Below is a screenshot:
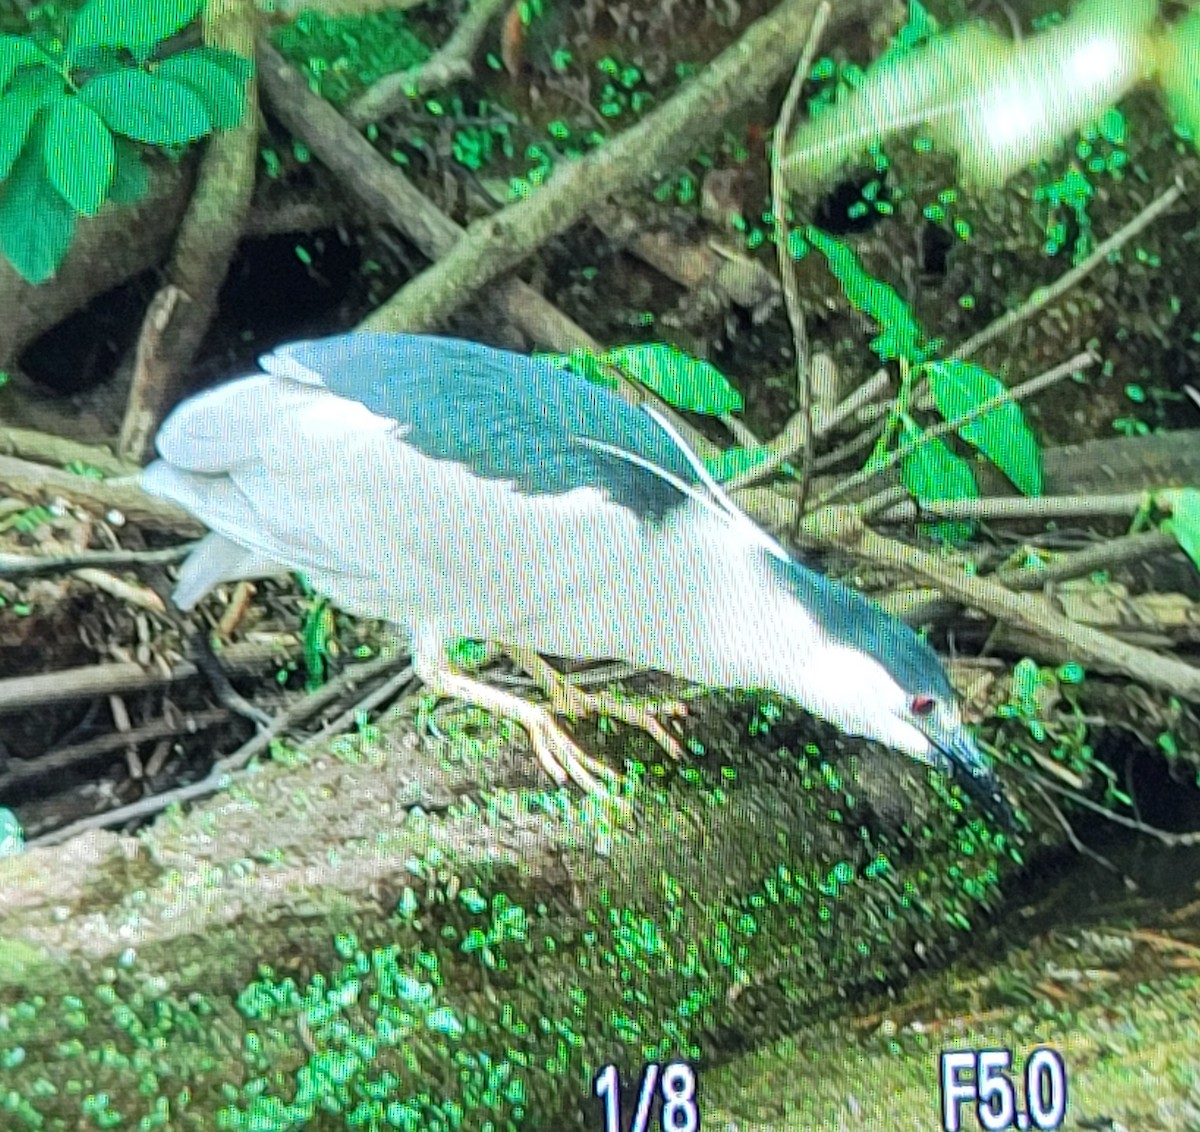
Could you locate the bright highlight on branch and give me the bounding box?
[783,0,1200,191]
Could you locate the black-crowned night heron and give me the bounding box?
[141,332,1009,818]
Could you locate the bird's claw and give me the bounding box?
[524,709,622,797]
[549,683,688,761]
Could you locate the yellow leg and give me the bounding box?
[411,635,617,794]
[506,647,687,760]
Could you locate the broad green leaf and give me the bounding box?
[706,445,773,483]
[81,71,211,147]
[0,35,43,95]
[805,226,927,362]
[603,342,743,415]
[44,96,114,215]
[0,128,76,282]
[1162,487,1200,574]
[108,139,149,205]
[156,49,248,131]
[924,358,1042,495]
[68,0,203,57]
[0,93,41,183]
[898,414,978,502]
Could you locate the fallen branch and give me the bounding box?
[253,40,738,463]
[0,544,195,580]
[805,506,1200,700]
[0,707,230,792]
[993,531,1179,591]
[116,0,259,463]
[345,0,510,125]
[0,639,299,717]
[365,0,844,332]
[770,1,831,516]
[0,453,199,532]
[878,491,1168,524]
[0,425,138,477]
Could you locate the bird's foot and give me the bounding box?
[411,651,622,797]
[506,647,686,760]
[547,681,687,762]
[517,703,622,796]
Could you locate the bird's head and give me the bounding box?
[762,556,1013,824]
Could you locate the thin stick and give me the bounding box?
[0,544,195,579]
[769,0,831,524]
[804,505,1200,700]
[993,530,1179,591]
[345,0,510,125]
[723,369,889,492]
[877,490,1160,524]
[816,349,1095,506]
[951,180,1186,360]
[0,708,229,790]
[24,654,414,847]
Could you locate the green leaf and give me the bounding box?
[805,226,927,362]
[0,126,76,283]
[69,0,203,57]
[1163,487,1200,574]
[44,96,115,215]
[155,49,248,131]
[898,414,978,502]
[536,347,618,389]
[706,445,773,482]
[602,342,743,415]
[80,71,211,147]
[0,94,41,183]
[108,139,149,205]
[0,35,43,95]
[924,358,1042,495]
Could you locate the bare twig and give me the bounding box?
[218,651,413,773]
[346,0,510,125]
[993,530,1180,591]
[816,349,1095,507]
[1033,776,1200,846]
[877,490,1162,525]
[116,0,259,464]
[0,640,300,717]
[950,180,1186,360]
[24,654,430,845]
[724,370,890,492]
[0,544,194,579]
[0,708,229,790]
[804,506,1200,700]
[365,0,839,332]
[307,663,419,746]
[770,1,830,522]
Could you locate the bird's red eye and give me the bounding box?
[911,695,935,717]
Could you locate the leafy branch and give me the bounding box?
[0,0,251,283]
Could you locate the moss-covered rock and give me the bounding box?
[0,694,1018,1129]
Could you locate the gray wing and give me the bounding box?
[265,333,703,520]
[141,333,708,614]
